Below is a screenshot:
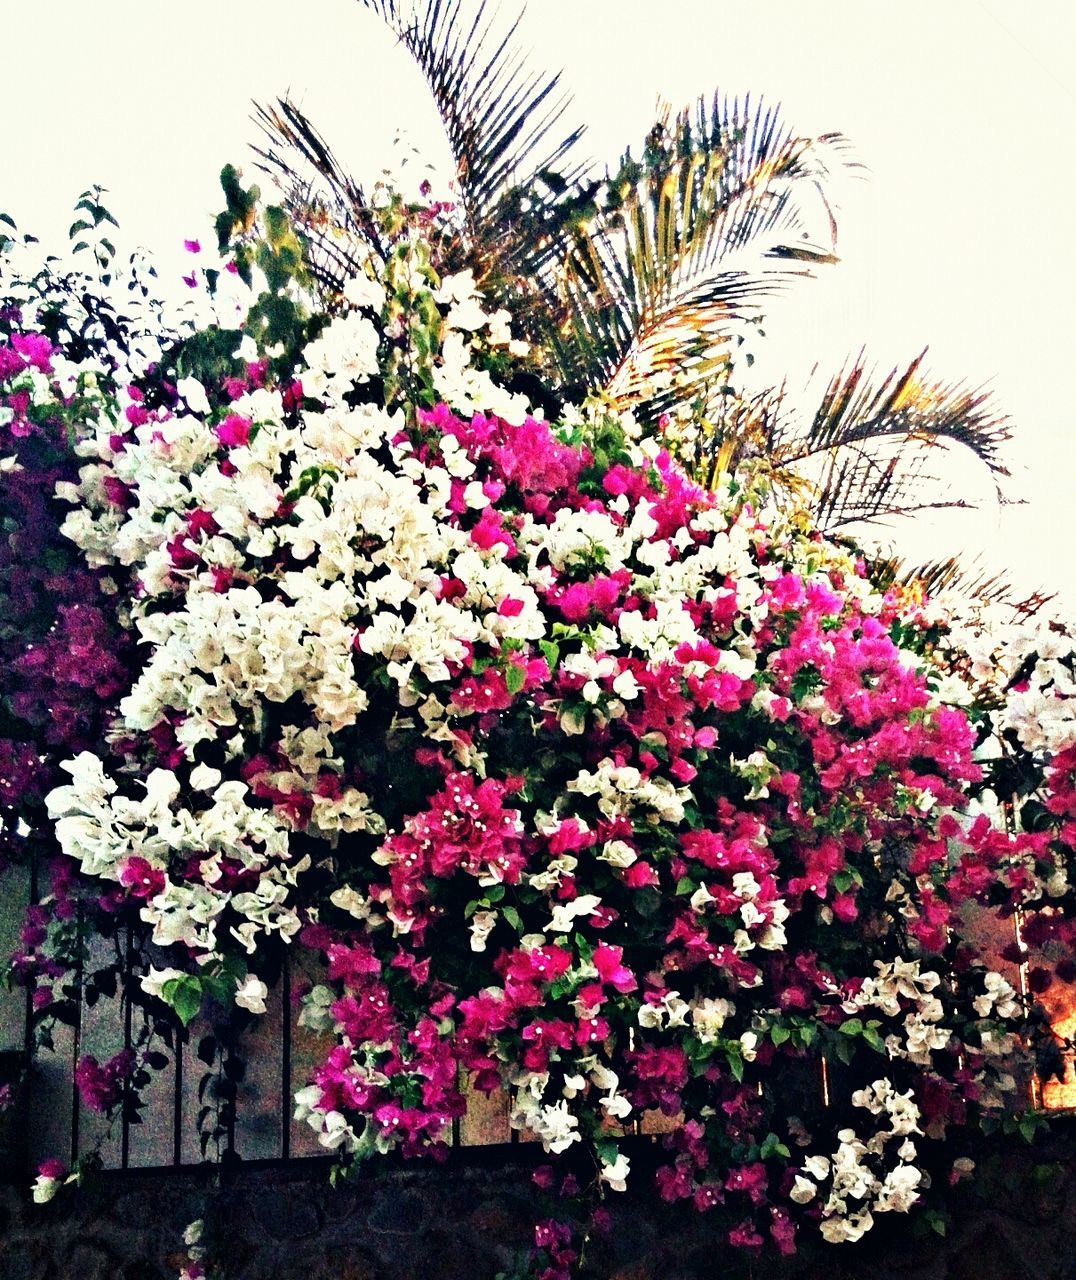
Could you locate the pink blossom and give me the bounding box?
[214,413,251,448]
[592,942,637,993]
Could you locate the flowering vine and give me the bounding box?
[2,176,1072,1276]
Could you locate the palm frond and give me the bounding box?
[251,10,852,421]
[548,95,852,416]
[868,553,1055,618]
[802,350,1009,468]
[759,351,1012,528]
[247,2,1008,559]
[359,0,588,216]
[254,2,597,340]
[252,98,388,299]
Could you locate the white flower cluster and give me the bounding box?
[567,759,689,824]
[44,255,546,960]
[431,269,532,420]
[928,607,1073,903]
[510,1056,633,1186]
[690,871,790,955]
[293,1049,398,1157]
[45,753,299,954]
[295,1085,363,1155]
[843,957,952,1066]
[941,608,1076,756]
[995,626,1076,756]
[971,969,1020,1019]
[791,1077,924,1242]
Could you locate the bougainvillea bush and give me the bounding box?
[2,179,1073,1277]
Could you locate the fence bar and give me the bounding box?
[121,921,133,1169]
[281,954,292,1160]
[23,852,38,1062]
[69,903,83,1166]
[172,1026,183,1167]
[225,1045,236,1159]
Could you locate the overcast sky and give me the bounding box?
[4,0,1074,608]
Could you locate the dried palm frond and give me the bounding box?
[868,553,1055,618]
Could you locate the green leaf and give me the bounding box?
[504,663,525,695]
[924,1210,947,1237]
[771,1024,791,1047]
[546,976,574,1001]
[595,1138,620,1166]
[632,888,661,918]
[161,976,203,1027]
[539,640,560,672]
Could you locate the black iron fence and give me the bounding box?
[0,860,562,1174]
[2,860,1072,1179]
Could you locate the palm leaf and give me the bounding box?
[547,95,852,416]
[868,553,1055,618]
[252,8,851,419]
[252,98,389,300]
[254,2,596,342]
[359,0,587,214]
[757,350,1012,528]
[249,3,1006,548]
[356,0,596,304]
[355,0,616,377]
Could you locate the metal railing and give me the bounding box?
[3,861,1072,1178]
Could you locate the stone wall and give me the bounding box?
[1,1122,1073,1280]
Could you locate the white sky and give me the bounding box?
[4,0,1074,609]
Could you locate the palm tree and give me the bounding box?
[251,0,1012,559]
